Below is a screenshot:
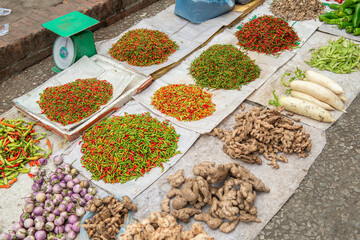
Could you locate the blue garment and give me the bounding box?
[174,0,236,24]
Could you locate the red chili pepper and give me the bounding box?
[28,173,34,178]
[9,177,17,185]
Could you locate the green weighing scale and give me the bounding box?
[42,11,99,73]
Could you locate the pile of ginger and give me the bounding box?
[118,211,214,240]
[209,106,312,169]
[83,195,137,240]
[161,161,270,233]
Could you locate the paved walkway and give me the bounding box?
[0,0,359,239]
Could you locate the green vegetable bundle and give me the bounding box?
[320,0,360,35]
[306,37,360,74]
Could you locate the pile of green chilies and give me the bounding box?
[189,44,261,90]
[109,28,179,67]
[306,37,360,74]
[38,78,113,126]
[80,113,180,184]
[0,118,50,188]
[151,84,216,121]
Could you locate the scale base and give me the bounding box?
[51,66,62,73]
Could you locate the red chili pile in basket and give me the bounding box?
[37,78,113,126]
[109,28,179,67]
[235,15,300,55]
[151,84,216,121]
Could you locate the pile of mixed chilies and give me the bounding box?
[80,113,180,184]
[151,84,216,121]
[38,78,113,126]
[0,118,50,189]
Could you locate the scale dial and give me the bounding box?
[53,36,76,70]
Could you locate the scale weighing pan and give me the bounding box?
[43,11,99,72]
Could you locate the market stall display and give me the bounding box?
[61,101,200,199]
[1,0,360,239]
[13,56,150,140]
[248,31,360,130]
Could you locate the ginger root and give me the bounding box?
[162,162,269,233]
[167,169,186,188]
[194,213,223,229]
[209,106,312,168]
[118,212,214,240]
[83,195,137,240]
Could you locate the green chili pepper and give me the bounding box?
[353,27,360,35]
[344,8,354,15]
[346,25,354,33]
[352,4,360,28]
[341,0,360,9]
[329,3,342,10]
[337,21,353,29]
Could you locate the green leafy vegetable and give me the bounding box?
[269,90,281,107]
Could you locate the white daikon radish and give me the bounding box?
[305,70,344,94]
[290,80,346,112]
[291,90,334,111]
[279,96,335,122]
[338,93,347,102]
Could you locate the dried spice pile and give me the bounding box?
[270,0,325,21]
[81,113,180,184]
[235,15,300,55]
[38,78,113,126]
[189,44,260,90]
[109,28,179,66]
[151,84,216,121]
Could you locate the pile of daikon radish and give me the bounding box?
[279,70,346,122]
